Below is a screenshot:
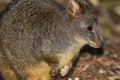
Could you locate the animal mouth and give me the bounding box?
[87,34,104,48]
[87,41,102,48]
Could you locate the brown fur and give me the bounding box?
[25,61,52,80]
[0,0,103,80]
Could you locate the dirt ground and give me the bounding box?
[0,0,120,80]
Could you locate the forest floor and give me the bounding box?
[0,0,120,80]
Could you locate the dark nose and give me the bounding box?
[97,41,104,48]
[99,41,104,47]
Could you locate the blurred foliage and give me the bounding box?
[102,0,120,8]
[105,28,112,35]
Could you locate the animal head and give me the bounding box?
[66,0,103,48]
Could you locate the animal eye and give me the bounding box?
[87,26,93,31]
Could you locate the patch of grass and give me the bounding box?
[101,0,120,10]
[105,28,112,35]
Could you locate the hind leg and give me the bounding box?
[0,59,17,80]
[1,68,17,80]
[25,61,53,80]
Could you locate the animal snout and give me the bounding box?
[97,40,104,48]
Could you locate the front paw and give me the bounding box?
[50,68,59,77]
[60,63,72,77]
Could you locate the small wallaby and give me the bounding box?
[0,0,103,80]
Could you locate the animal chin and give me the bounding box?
[87,41,100,48]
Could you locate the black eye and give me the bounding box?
[87,26,93,31]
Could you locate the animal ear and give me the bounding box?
[68,0,80,17]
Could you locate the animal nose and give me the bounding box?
[97,40,104,48]
[99,41,104,47]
